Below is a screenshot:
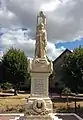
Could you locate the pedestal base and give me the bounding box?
[24,96,53,120]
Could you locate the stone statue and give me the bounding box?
[35,11,47,59]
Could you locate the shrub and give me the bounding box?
[0,82,13,90]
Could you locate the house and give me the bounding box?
[49,49,72,92]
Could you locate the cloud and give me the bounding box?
[0,28,65,60]
[7,0,83,41]
[47,42,65,60]
[1,0,83,41]
[0,9,20,28]
[40,0,61,12]
[0,28,34,56]
[0,0,83,59]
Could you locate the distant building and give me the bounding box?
[49,49,72,92]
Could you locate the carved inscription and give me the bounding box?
[34,79,44,95]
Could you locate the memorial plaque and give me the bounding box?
[34,79,44,95]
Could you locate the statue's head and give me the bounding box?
[40,11,44,15]
[39,11,46,18]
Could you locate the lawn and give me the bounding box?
[0,94,27,113]
[0,93,83,114]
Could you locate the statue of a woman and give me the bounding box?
[35,11,47,59]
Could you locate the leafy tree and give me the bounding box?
[2,48,28,95]
[62,47,83,93]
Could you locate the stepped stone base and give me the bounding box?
[0,113,82,120]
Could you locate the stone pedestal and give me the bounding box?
[24,97,53,120]
[24,58,53,120]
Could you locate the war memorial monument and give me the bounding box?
[24,11,60,120]
[0,11,82,120]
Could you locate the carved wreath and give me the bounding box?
[32,99,46,113]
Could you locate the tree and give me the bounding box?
[2,48,28,95]
[62,47,83,93]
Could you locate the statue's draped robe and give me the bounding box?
[35,11,47,59]
[35,26,47,58]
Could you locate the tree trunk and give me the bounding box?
[14,87,17,96]
[75,99,77,113]
[67,95,69,108]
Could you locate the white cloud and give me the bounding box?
[3,0,83,41]
[0,0,83,60]
[41,0,61,12]
[0,28,65,60]
[47,42,65,60]
[0,0,82,40]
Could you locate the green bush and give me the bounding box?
[0,82,13,90]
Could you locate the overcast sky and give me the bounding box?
[0,0,83,60]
